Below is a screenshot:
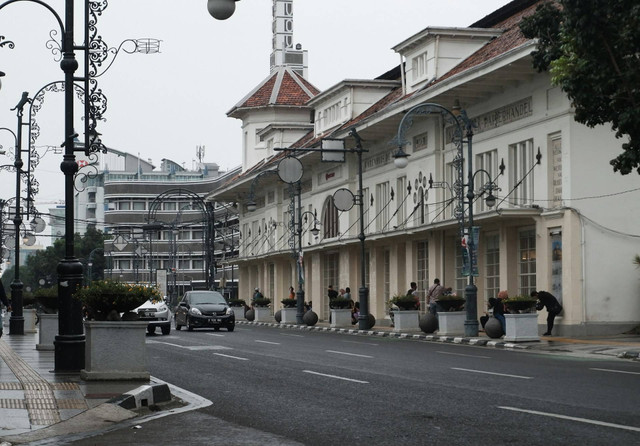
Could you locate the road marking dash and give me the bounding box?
[451,367,532,379]
[213,353,249,361]
[437,351,491,359]
[590,368,640,376]
[205,333,226,337]
[326,350,373,358]
[303,370,368,384]
[499,406,640,432]
[255,340,281,345]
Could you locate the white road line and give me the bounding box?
[147,341,186,348]
[499,406,640,433]
[205,333,226,337]
[590,368,640,376]
[280,333,305,337]
[326,350,374,358]
[146,341,230,351]
[451,367,532,379]
[255,340,281,345]
[341,340,379,346]
[213,353,249,361]
[303,370,369,384]
[437,351,491,359]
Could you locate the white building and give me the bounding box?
[208,0,640,336]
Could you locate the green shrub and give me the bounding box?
[74,280,162,317]
[329,297,353,309]
[281,298,297,308]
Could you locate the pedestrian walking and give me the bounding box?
[426,278,444,315]
[327,285,338,300]
[531,290,563,336]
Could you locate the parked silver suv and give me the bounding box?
[134,297,171,335]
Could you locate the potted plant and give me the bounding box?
[436,294,465,312]
[389,294,420,332]
[503,295,538,314]
[502,294,540,342]
[329,297,353,328]
[252,297,272,322]
[280,298,298,324]
[75,280,161,381]
[34,287,59,351]
[228,298,247,319]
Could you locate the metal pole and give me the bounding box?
[9,92,28,335]
[356,146,370,330]
[464,122,478,337]
[55,0,85,372]
[295,181,305,324]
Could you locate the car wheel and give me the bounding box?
[227,324,235,332]
[161,325,171,335]
[175,318,182,331]
[147,325,156,335]
[187,317,194,331]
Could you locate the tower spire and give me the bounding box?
[270,0,308,78]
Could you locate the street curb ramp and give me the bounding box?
[109,383,172,410]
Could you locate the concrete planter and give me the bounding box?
[330,308,352,328]
[504,313,540,342]
[36,313,58,351]
[81,320,150,381]
[281,308,298,324]
[254,307,272,322]
[392,310,420,332]
[437,311,466,335]
[23,308,38,333]
[230,306,245,319]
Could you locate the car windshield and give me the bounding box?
[187,291,226,305]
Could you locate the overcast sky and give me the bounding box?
[0,0,511,220]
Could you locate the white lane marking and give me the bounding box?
[255,340,281,345]
[499,406,640,433]
[205,333,226,337]
[590,368,640,376]
[437,351,491,359]
[303,370,369,384]
[214,353,249,361]
[280,333,305,338]
[147,341,230,351]
[342,340,379,346]
[451,367,532,379]
[326,350,373,359]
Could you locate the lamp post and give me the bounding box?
[394,101,510,337]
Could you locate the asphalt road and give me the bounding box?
[68,324,640,445]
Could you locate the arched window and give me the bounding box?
[322,196,339,238]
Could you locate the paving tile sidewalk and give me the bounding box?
[0,332,145,440]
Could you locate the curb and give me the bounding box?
[236,320,533,350]
[110,383,172,410]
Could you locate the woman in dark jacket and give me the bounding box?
[531,290,563,336]
[0,281,10,337]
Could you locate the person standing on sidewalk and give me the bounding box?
[0,281,10,337]
[426,279,444,315]
[531,290,563,336]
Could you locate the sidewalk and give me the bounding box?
[0,319,638,445]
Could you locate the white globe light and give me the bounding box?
[207,0,237,20]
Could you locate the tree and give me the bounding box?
[0,228,106,294]
[520,0,640,175]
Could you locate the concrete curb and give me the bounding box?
[110,383,172,410]
[236,320,534,350]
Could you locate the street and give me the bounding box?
[68,324,640,445]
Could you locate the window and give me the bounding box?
[88,192,96,203]
[455,246,466,296]
[323,252,340,314]
[509,139,535,206]
[362,187,370,235]
[445,162,458,220]
[412,51,428,81]
[269,263,275,301]
[417,241,429,311]
[192,259,204,270]
[518,228,536,295]
[323,102,342,127]
[475,150,499,213]
[396,177,406,228]
[375,182,389,232]
[322,196,339,238]
[163,202,176,211]
[118,201,130,211]
[484,234,500,299]
[132,201,145,211]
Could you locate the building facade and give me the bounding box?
[209,0,640,336]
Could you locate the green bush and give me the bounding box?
[228,298,246,307]
[281,298,297,308]
[252,297,271,308]
[329,297,353,309]
[74,280,162,318]
[34,287,59,313]
[390,294,419,310]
